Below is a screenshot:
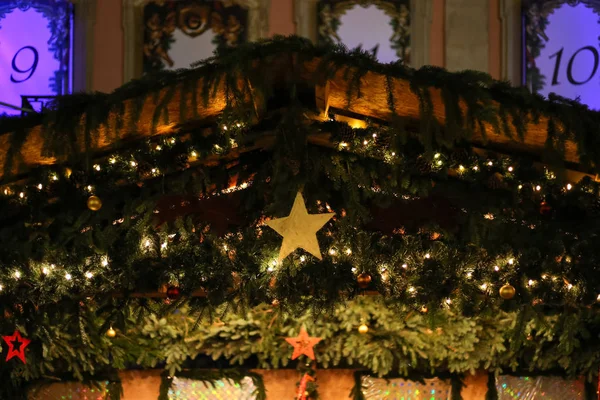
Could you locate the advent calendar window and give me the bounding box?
[0,0,73,116]
[523,0,600,109]
[317,0,410,64]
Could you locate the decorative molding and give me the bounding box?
[72,0,97,92]
[295,0,319,42]
[294,0,432,69]
[500,0,522,85]
[410,0,433,69]
[122,0,269,83]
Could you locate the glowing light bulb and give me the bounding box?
[37,183,43,190]
[161,242,168,250]
[391,152,396,156]
[466,271,473,278]
[487,161,493,166]
[458,165,465,172]
[144,239,151,248]
[436,160,443,166]
[363,140,368,146]
[566,183,572,190]
[535,185,541,191]
[300,256,306,262]
[329,248,337,255]
[445,298,452,305]
[65,273,72,280]
[0,285,3,291]
[508,166,514,172]
[518,185,523,190]
[345,248,352,255]
[14,271,21,279]
[42,266,50,275]
[340,142,348,148]
[130,161,137,167]
[408,286,416,293]
[401,263,408,269]
[109,158,116,164]
[508,258,514,265]
[94,164,101,171]
[480,283,488,290]
[434,153,440,159]
[567,283,573,290]
[19,192,24,199]
[528,279,535,286]
[473,166,479,171]
[170,138,176,145]
[424,253,431,259]
[191,150,198,157]
[223,125,228,131]
[152,168,157,174]
[52,174,59,181]
[85,271,93,279]
[372,133,377,138]
[101,257,109,267]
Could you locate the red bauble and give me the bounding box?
[540,201,552,216]
[166,286,181,299]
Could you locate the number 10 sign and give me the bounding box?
[0,1,73,115]
[525,1,600,110]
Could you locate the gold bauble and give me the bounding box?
[499,283,516,300]
[87,195,103,211]
[358,324,369,334]
[106,327,116,338]
[357,273,372,289]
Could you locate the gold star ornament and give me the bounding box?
[266,192,335,262]
[285,327,322,360]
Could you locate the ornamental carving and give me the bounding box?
[143,0,247,73]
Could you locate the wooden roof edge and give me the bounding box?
[1,36,599,180]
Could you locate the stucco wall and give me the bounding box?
[87,0,503,93]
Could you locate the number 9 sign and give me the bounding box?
[10,46,39,83]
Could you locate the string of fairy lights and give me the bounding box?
[0,119,599,312]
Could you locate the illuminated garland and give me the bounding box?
[1,118,600,311]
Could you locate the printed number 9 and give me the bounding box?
[10,46,39,83]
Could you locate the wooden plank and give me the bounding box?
[0,55,586,183]
[300,59,580,164]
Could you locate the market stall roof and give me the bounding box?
[1,36,599,182]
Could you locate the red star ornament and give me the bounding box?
[3,330,30,364]
[285,327,322,361]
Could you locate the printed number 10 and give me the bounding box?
[549,46,599,86]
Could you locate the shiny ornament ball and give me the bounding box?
[166,285,181,299]
[499,283,516,300]
[358,324,369,334]
[87,195,103,211]
[539,201,552,216]
[357,273,372,289]
[106,327,116,338]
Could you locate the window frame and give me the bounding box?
[122,0,270,83]
[294,0,433,68]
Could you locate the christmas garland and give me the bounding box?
[2,36,600,176]
[5,296,600,399]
